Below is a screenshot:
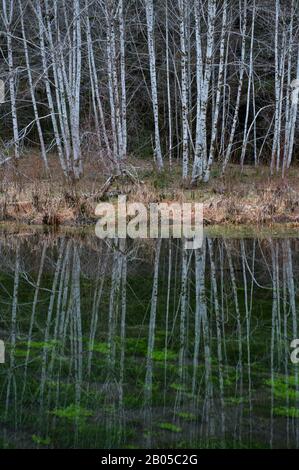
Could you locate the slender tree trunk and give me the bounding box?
[18,0,48,171]
[240,0,255,169]
[192,0,217,183]
[145,0,163,170]
[222,0,247,174]
[271,0,281,174]
[3,0,19,160]
[165,0,173,167]
[34,0,68,175]
[119,0,127,159]
[204,0,227,182]
[179,0,189,179]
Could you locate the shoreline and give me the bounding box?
[1,221,298,240]
[2,162,299,230]
[1,189,299,229]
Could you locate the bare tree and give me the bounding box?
[145,0,163,170]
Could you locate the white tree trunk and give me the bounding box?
[34,0,68,175]
[165,0,173,166]
[271,0,281,174]
[71,0,83,178]
[204,0,227,182]
[145,0,163,170]
[179,0,189,179]
[192,0,217,183]
[240,0,255,168]
[3,0,19,160]
[18,0,48,171]
[119,0,127,160]
[222,0,247,174]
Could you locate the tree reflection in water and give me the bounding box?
[0,233,298,449]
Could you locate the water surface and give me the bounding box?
[0,229,298,449]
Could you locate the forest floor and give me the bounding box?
[1,153,299,229]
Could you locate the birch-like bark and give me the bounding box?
[105,0,124,167]
[71,0,83,178]
[18,0,48,171]
[285,46,299,170]
[111,7,124,163]
[85,3,105,155]
[145,0,163,170]
[222,0,247,173]
[240,0,255,168]
[106,5,118,163]
[276,30,286,172]
[270,0,281,174]
[119,0,127,159]
[179,0,189,179]
[192,0,217,183]
[283,0,295,173]
[165,0,172,167]
[192,0,203,182]
[204,0,227,182]
[34,0,67,175]
[220,24,231,157]
[3,0,19,160]
[48,1,72,171]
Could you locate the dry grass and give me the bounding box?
[1,154,299,227]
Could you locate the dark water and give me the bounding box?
[0,231,298,449]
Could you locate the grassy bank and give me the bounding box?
[1,155,299,228]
